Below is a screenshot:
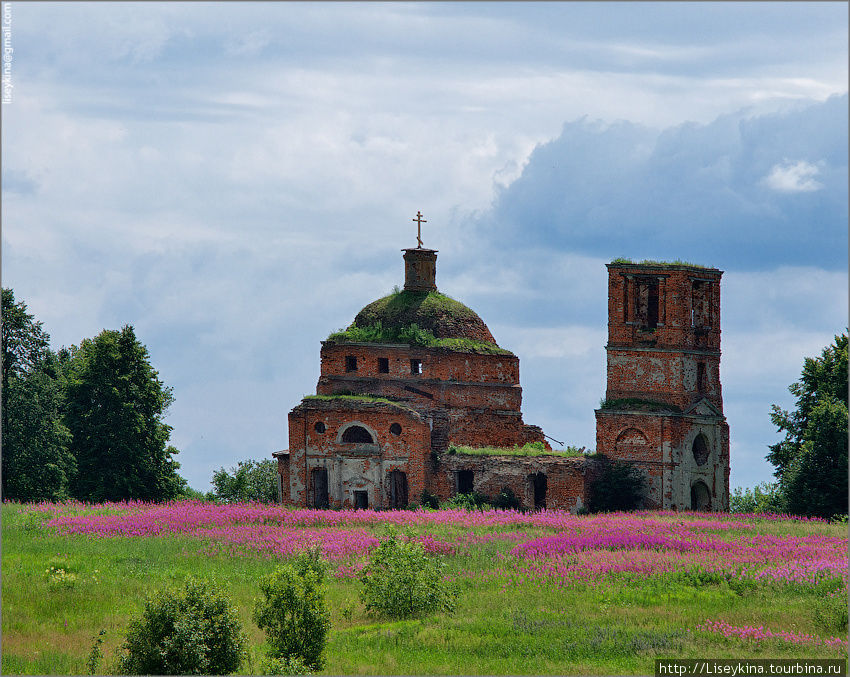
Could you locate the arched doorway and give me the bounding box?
[691,481,711,511]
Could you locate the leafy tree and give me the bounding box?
[587,455,646,513]
[768,333,848,518]
[1,289,75,501]
[729,482,782,514]
[211,458,278,503]
[359,527,457,619]
[116,577,247,675]
[63,325,183,502]
[253,551,331,670]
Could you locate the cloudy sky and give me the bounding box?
[3,2,847,493]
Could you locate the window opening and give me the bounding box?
[345,355,357,372]
[311,468,329,509]
[378,357,390,373]
[410,359,423,375]
[635,278,659,329]
[388,470,408,509]
[354,490,369,509]
[389,422,402,436]
[314,421,326,434]
[457,470,474,494]
[692,433,710,466]
[697,362,706,393]
[341,425,374,444]
[692,281,710,328]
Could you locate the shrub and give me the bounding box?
[253,551,331,670]
[441,491,490,511]
[116,577,246,675]
[360,527,457,619]
[259,655,313,675]
[587,455,646,512]
[420,490,440,510]
[211,458,279,503]
[491,486,521,510]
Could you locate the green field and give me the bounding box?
[2,502,846,675]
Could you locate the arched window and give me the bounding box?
[341,425,374,444]
[692,433,710,466]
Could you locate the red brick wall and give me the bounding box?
[286,399,431,509]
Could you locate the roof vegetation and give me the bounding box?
[327,322,512,355]
[302,394,417,413]
[448,441,589,458]
[610,257,712,269]
[598,397,682,413]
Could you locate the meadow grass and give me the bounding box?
[2,502,846,675]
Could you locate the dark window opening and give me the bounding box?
[532,472,547,510]
[692,281,710,328]
[345,355,357,372]
[388,470,408,509]
[691,481,711,511]
[354,490,369,509]
[410,359,423,375]
[636,278,659,329]
[314,421,326,434]
[389,422,402,436]
[378,357,390,373]
[311,468,329,509]
[697,362,707,393]
[692,433,710,466]
[341,425,374,444]
[457,470,474,494]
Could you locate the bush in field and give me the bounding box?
[491,486,521,510]
[259,655,313,676]
[441,491,490,511]
[116,577,246,675]
[360,527,457,619]
[253,552,331,670]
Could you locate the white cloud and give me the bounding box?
[763,160,823,192]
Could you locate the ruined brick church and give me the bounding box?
[275,227,729,512]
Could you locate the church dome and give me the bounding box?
[352,289,498,345]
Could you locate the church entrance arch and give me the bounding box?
[690,481,711,511]
[311,467,329,509]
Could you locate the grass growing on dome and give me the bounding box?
[326,322,513,355]
[448,441,588,458]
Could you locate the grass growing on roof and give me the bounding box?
[448,441,587,458]
[303,394,417,412]
[599,398,683,413]
[610,257,712,269]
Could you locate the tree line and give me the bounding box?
[2,288,187,502]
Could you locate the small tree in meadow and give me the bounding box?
[116,577,246,675]
[359,527,457,619]
[253,551,331,671]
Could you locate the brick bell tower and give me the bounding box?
[594,261,730,511]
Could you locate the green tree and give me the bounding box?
[64,325,182,502]
[768,333,848,518]
[253,552,331,670]
[586,455,646,513]
[1,289,75,501]
[211,458,279,503]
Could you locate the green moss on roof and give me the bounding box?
[598,397,682,413]
[302,394,417,413]
[610,257,712,269]
[326,288,511,355]
[448,442,587,458]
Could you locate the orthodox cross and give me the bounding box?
[412,211,427,248]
